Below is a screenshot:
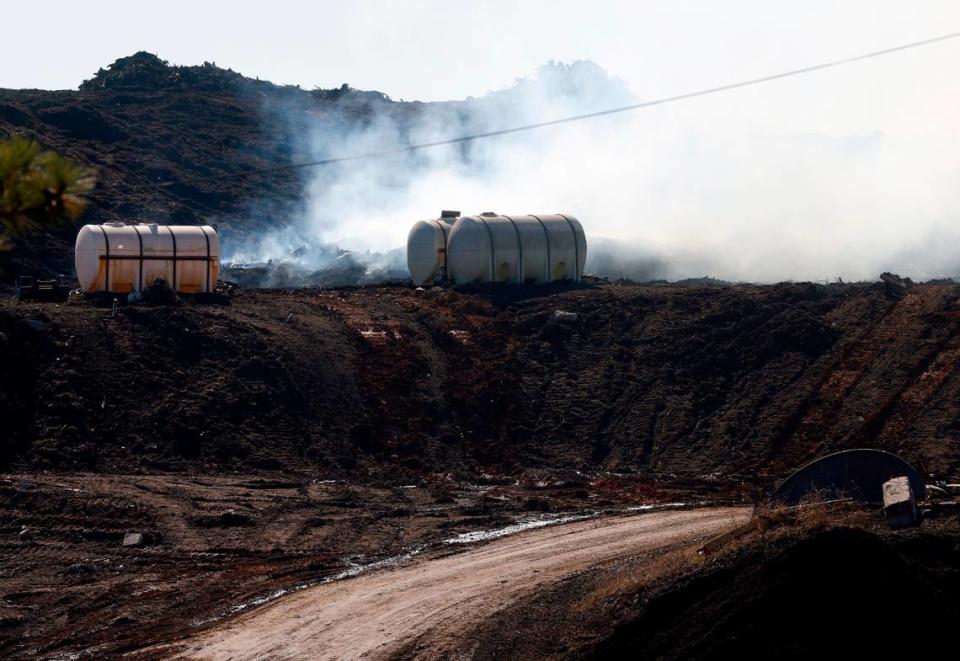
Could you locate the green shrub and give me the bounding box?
[0,135,96,251]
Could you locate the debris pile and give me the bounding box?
[133,278,180,305]
[222,246,407,289]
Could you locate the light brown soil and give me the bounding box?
[0,470,698,659]
[153,507,748,660]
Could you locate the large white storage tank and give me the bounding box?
[75,223,220,294]
[406,211,459,286]
[406,212,586,286]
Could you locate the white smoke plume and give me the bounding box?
[225,60,960,284]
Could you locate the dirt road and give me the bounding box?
[160,506,749,660]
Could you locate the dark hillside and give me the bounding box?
[4,281,960,485]
[0,53,633,281]
[1,54,629,281]
[0,52,415,275]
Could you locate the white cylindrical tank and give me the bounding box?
[407,212,586,285]
[407,215,456,286]
[75,223,220,294]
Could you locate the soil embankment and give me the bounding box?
[4,281,960,483]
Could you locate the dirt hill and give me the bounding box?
[0,53,628,281]
[4,280,960,486]
[0,52,418,276]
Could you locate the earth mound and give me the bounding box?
[4,281,960,485]
[596,527,960,658]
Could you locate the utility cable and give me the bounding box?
[130,31,960,189]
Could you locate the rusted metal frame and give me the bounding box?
[132,224,144,291]
[97,256,210,260]
[166,225,178,290]
[97,225,111,291]
[200,225,212,293]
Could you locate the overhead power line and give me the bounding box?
[135,31,960,189]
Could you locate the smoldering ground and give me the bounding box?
[222,59,960,286]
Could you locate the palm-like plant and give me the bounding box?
[0,135,96,253]
[29,149,97,220]
[0,136,41,216]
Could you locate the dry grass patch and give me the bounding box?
[578,542,704,612]
[579,497,876,613]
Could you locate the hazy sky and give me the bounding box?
[3,1,958,138]
[3,2,958,109]
[5,1,960,281]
